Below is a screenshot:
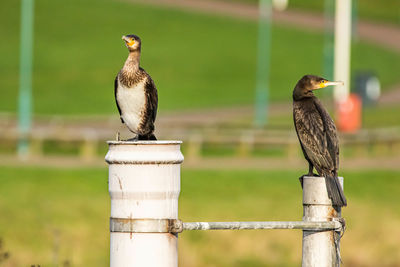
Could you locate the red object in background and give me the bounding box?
[336,93,362,133]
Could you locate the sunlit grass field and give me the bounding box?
[1,0,400,115]
[0,166,399,266]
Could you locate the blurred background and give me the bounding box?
[0,0,400,266]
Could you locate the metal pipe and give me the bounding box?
[105,141,184,267]
[182,221,340,231]
[107,218,340,233]
[302,176,344,267]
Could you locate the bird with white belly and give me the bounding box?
[114,34,158,140]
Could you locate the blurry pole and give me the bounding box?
[323,0,334,82]
[351,0,358,40]
[333,0,352,102]
[254,0,271,127]
[18,0,35,158]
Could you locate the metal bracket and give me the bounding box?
[110,218,183,233]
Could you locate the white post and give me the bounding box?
[105,141,184,267]
[302,176,343,267]
[333,0,352,102]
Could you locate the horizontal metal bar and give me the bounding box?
[110,218,341,233]
[182,221,341,232]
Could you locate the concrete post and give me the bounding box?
[302,176,343,267]
[105,141,184,267]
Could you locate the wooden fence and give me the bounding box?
[1,116,400,161]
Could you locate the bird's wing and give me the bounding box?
[294,103,335,173]
[314,98,339,171]
[114,75,124,123]
[145,77,158,123]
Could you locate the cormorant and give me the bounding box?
[293,75,347,207]
[114,34,158,140]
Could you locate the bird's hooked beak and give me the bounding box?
[122,35,135,46]
[317,80,344,89]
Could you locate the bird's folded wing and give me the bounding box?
[313,98,339,170]
[114,75,124,123]
[295,109,334,171]
[145,78,158,123]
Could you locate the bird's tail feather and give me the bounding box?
[325,176,347,207]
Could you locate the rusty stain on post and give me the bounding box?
[110,218,183,233]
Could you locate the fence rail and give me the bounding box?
[1,121,400,161]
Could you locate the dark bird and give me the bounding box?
[114,34,158,140]
[293,75,347,207]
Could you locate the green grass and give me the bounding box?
[0,166,400,266]
[0,167,110,266]
[1,0,400,115]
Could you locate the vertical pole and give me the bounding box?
[351,0,358,40]
[302,176,343,267]
[105,141,184,267]
[254,0,271,127]
[18,0,35,158]
[333,0,352,102]
[323,0,334,82]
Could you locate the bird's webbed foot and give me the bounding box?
[126,135,139,142]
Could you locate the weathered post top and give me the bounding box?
[106,140,184,164]
[105,140,183,267]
